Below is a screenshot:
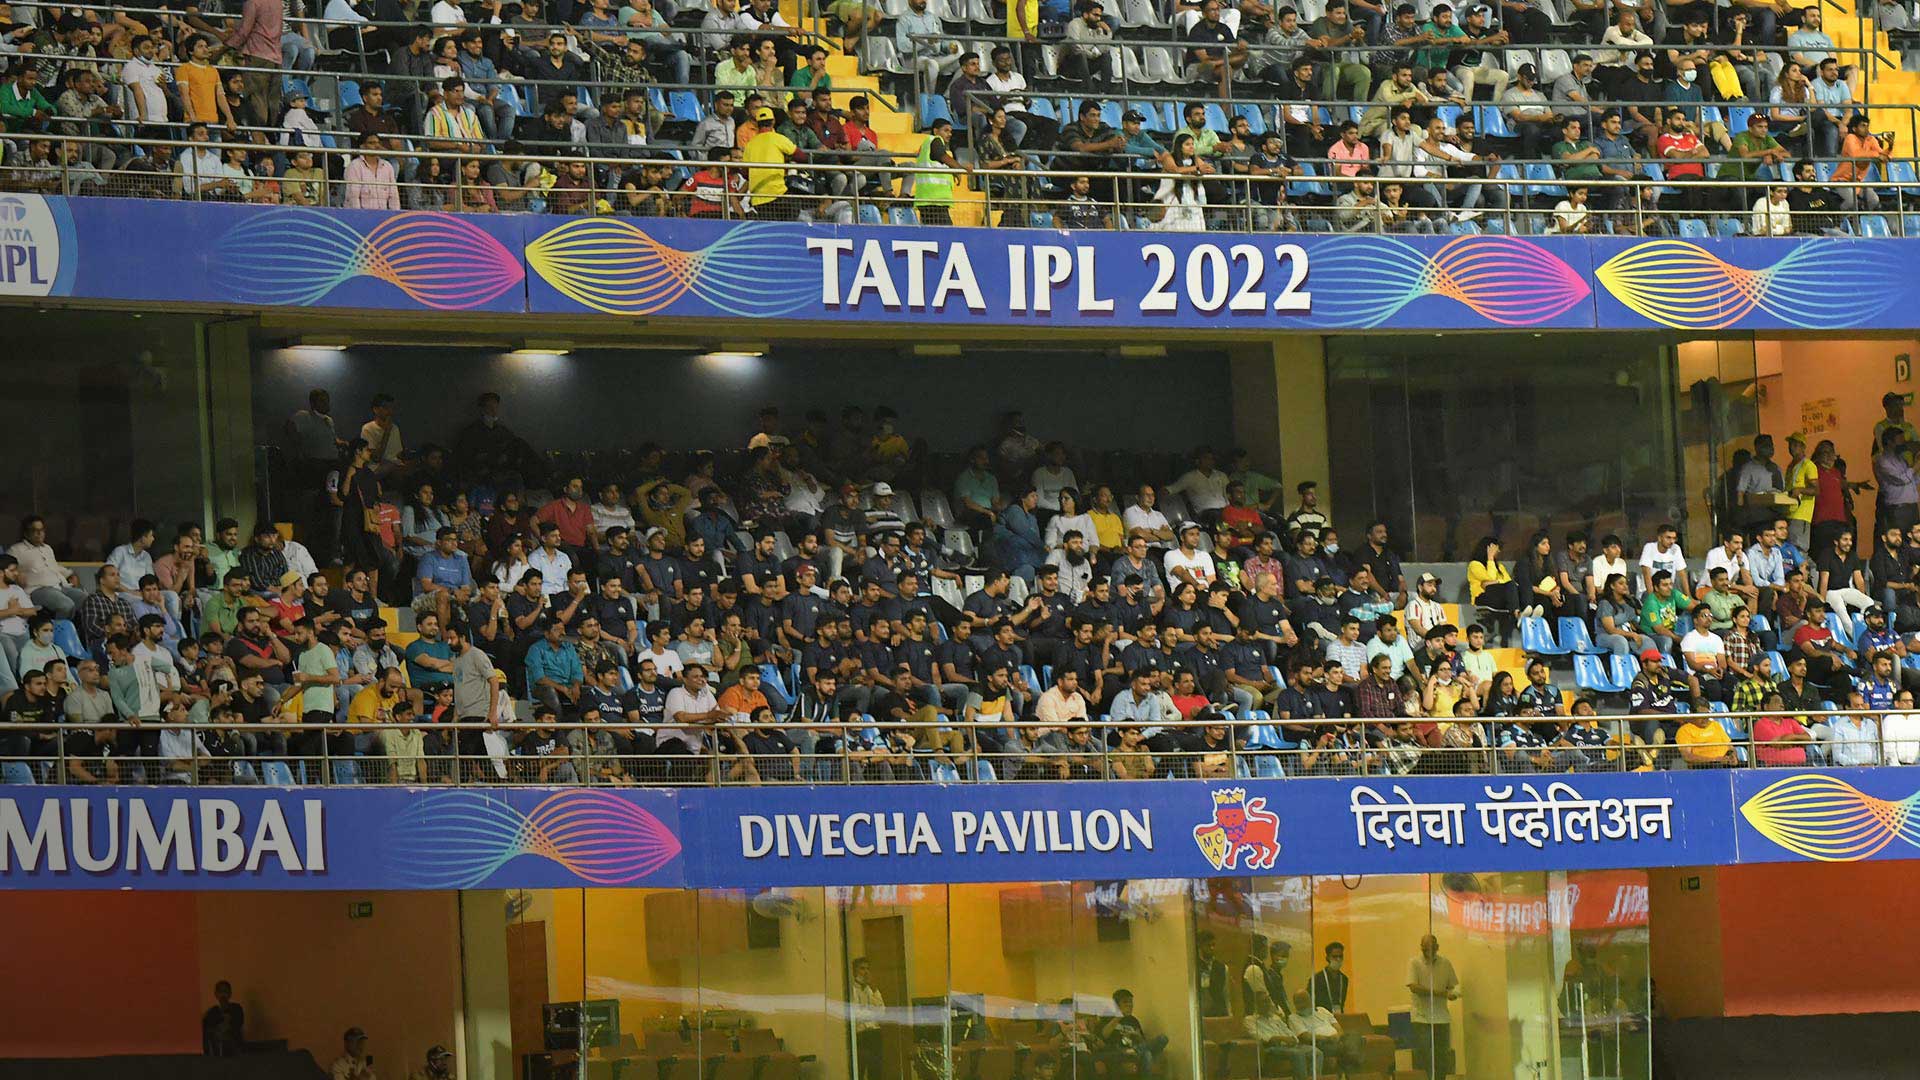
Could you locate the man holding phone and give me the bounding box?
[332,1028,376,1080]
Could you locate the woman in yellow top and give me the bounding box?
[1467,535,1530,615]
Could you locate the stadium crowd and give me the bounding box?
[0,0,1907,233]
[4,387,1920,785]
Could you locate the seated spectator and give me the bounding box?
[1674,710,1734,768]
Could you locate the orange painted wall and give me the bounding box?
[1645,868,1724,1019]
[0,891,204,1057]
[0,890,463,1069]
[1755,338,1920,474]
[1716,861,1920,1016]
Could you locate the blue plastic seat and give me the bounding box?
[857,202,884,225]
[1608,653,1639,689]
[1764,652,1788,678]
[1557,617,1605,655]
[1203,103,1230,131]
[1678,218,1711,238]
[918,92,953,128]
[1475,104,1514,137]
[1,761,33,785]
[1520,615,1568,655]
[1434,103,1461,130]
[1749,614,1771,633]
[1861,215,1892,237]
[262,760,296,786]
[887,206,920,226]
[339,79,363,109]
[52,619,85,661]
[1028,97,1057,121]
[1573,653,1619,693]
[669,90,703,123]
[1233,103,1267,134]
[1715,217,1744,238]
[1525,162,1563,197]
[1100,100,1124,129]
[758,663,789,697]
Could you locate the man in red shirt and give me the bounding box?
[1810,438,1850,552]
[534,476,597,557]
[841,94,886,195]
[683,147,748,216]
[1654,108,1709,212]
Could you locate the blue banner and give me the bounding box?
[0,196,528,313]
[8,197,1920,331]
[521,217,1601,330]
[0,769,1817,892]
[1731,767,1920,865]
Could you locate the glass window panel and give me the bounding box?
[1314,873,1434,1078]
[1556,870,1653,1080]
[1057,879,1198,1079]
[830,884,951,1080]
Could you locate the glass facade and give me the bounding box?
[480,872,1649,1080]
[1324,335,1689,562]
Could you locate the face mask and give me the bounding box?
[1329,958,1343,971]
[1681,68,1696,83]
[1323,542,1339,554]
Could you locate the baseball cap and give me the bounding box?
[1122,108,1146,122]
[278,570,303,589]
[1177,520,1202,533]
[871,481,894,497]
[754,106,775,123]
[345,1027,368,1042]
[1638,647,1663,663]
[1417,572,1439,585]
[427,1046,453,1062]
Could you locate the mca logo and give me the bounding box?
[1192,787,1280,871]
[0,198,27,223]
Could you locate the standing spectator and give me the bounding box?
[223,0,283,128]
[1875,428,1919,538]
[344,132,401,209]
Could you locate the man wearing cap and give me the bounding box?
[1165,521,1219,590]
[1628,647,1696,752]
[744,102,806,218]
[1499,62,1559,159]
[332,1027,376,1080]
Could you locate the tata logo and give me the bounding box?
[1192,786,1280,871]
[0,198,26,223]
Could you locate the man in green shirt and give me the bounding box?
[1551,117,1602,182]
[202,569,257,638]
[1638,569,1684,651]
[0,65,54,133]
[714,35,759,105]
[1726,112,1790,207]
[207,518,244,588]
[1411,3,1465,78]
[788,45,833,103]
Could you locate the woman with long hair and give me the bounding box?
[336,439,384,597]
[1468,535,1526,614]
[401,480,448,560]
[493,533,533,589]
[1151,132,1211,232]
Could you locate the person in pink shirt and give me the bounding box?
[343,132,400,210]
[1751,690,1812,766]
[221,0,283,127]
[1326,120,1371,176]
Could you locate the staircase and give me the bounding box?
[781,1,992,224]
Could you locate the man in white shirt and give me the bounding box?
[330,1028,376,1080]
[1638,524,1690,596]
[1166,448,1232,515]
[1881,688,1920,764]
[1701,528,1759,605]
[1405,573,1447,639]
[10,516,84,618]
[1677,605,1727,702]
[1031,442,1077,512]
[121,35,172,125]
[1590,534,1632,598]
[528,524,573,597]
[1123,485,1174,544]
[1163,522,1218,589]
[660,663,726,779]
[1407,935,1459,1079]
[0,555,36,686]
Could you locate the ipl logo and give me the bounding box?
[1192,787,1280,871]
[0,198,27,223]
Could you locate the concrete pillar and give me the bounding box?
[1230,336,1331,511]
[458,891,516,1080]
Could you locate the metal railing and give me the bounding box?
[0,705,1903,786]
[8,129,1918,239]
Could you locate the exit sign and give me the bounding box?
[348,901,374,920]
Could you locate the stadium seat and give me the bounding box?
[1678,219,1710,238]
[856,203,884,226]
[262,761,296,786]
[1608,653,1639,689]
[1861,215,1893,237]
[2,761,34,785]
[1233,103,1267,134]
[1573,653,1620,692]
[888,207,921,226]
[52,619,85,661]
[918,92,954,129]
[1557,617,1605,655]
[669,91,703,124]
[1520,616,1568,655]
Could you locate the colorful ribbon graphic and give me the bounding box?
[1738,773,1920,862]
[1298,234,1590,328]
[1595,238,1904,330]
[212,210,524,309]
[383,790,682,887]
[526,218,821,317]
